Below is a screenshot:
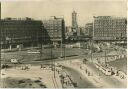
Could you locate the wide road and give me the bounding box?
[63,66,97,88]
[85,62,127,88]
[59,59,127,88]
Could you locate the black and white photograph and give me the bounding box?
[0,0,127,88]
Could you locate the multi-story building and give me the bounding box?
[65,26,72,33]
[43,17,65,46]
[78,27,85,36]
[1,17,43,49]
[65,26,73,38]
[0,2,1,64]
[72,11,79,36]
[93,16,127,41]
[0,2,1,19]
[85,23,93,37]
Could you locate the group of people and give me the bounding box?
[21,64,31,70]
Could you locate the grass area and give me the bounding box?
[3,77,46,88]
[1,48,87,63]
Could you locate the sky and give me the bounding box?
[1,0,127,26]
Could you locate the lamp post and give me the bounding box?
[64,44,65,60]
[61,38,63,58]
[104,50,107,65]
[90,39,93,62]
[51,44,55,78]
[103,48,110,66]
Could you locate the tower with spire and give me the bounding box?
[72,10,79,35]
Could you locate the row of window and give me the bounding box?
[94,24,126,27]
[94,28,126,31]
[94,31,126,34]
[94,34,125,37]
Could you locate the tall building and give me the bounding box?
[1,17,43,49]
[93,16,127,41]
[72,11,79,35]
[0,2,1,19]
[0,2,1,66]
[43,17,65,46]
[77,27,85,36]
[65,26,73,38]
[85,23,93,37]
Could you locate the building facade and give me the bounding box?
[43,17,65,46]
[72,11,79,35]
[1,17,43,49]
[93,16,127,41]
[85,23,93,37]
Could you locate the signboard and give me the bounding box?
[11,59,18,63]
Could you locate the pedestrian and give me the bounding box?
[28,64,31,69]
[21,65,23,70]
[80,66,83,70]
[25,65,29,71]
[80,76,82,79]
[24,65,26,70]
[85,69,87,74]
[88,71,90,76]
[40,64,43,69]
[58,70,60,74]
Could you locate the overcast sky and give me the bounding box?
[1,0,127,26]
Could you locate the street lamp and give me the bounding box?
[51,44,56,78]
[61,38,63,58]
[90,39,93,62]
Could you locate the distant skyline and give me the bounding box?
[1,0,127,26]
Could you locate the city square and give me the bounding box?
[0,0,127,88]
